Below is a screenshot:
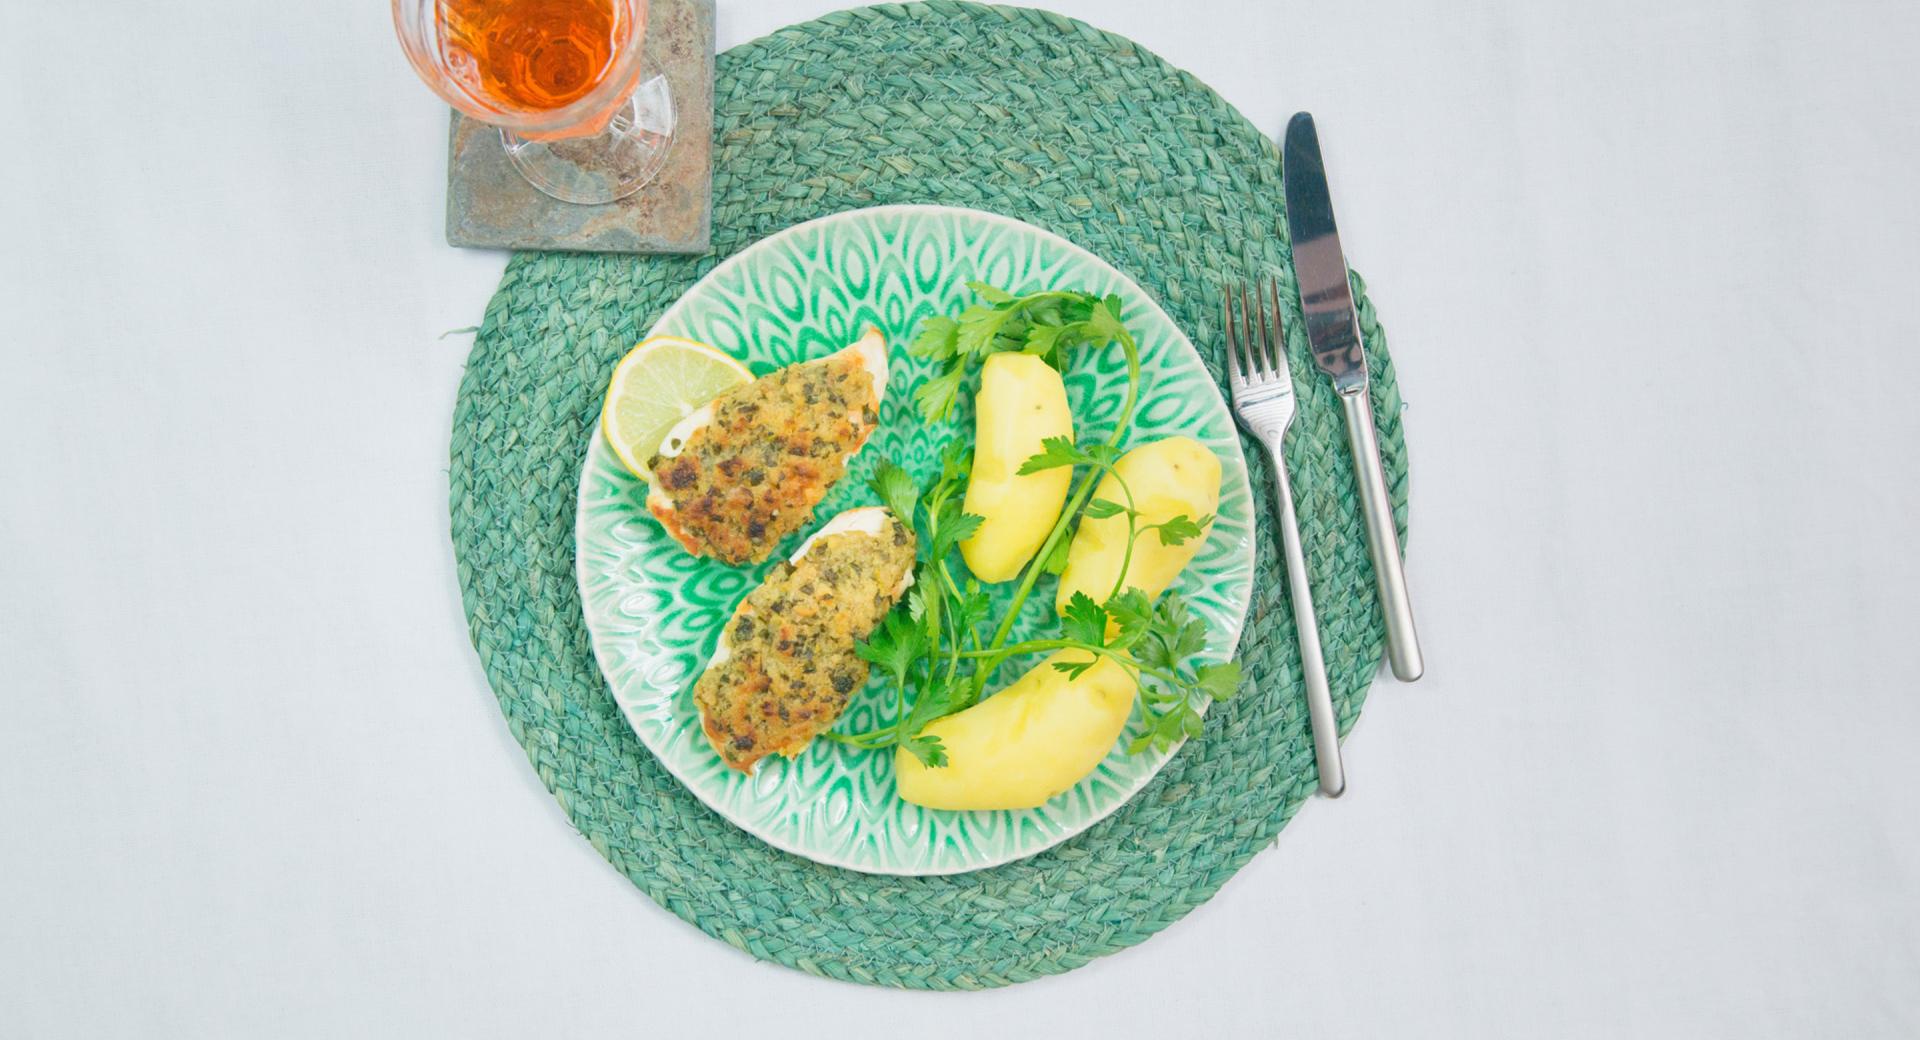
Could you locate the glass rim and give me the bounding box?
[391,0,650,135]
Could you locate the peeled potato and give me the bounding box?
[895,650,1135,811]
[959,353,1074,582]
[1056,436,1221,612]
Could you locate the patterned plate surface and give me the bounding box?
[575,205,1254,874]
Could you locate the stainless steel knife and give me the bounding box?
[1283,111,1424,681]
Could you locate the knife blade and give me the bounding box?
[1283,112,1425,682]
[1283,113,1368,394]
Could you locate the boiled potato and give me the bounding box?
[959,353,1074,582]
[1055,436,1221,611]
[896,650,1135,811]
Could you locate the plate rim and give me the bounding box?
[574,203,1256,874]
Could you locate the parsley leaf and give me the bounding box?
[951,579,991,635]
[1059,591,1109,648]
[913,364,968,422]
[937,439,972,485]
[1132,702,1200,753]
[1089,295,1128,343]
[1137,593,1208,673]
[1103,588,1155,649]
[911,562,942,641]
[909,315,960,360]
[947,512,987,547]
[1017,436,1092,475]
[1153,514,1208,546]
[1081,498,1127,521]
[856,611,925,689]
[1194,660,1242,701]
[1024,322,1065,361]
[902,673,968,735]
[1162,608,1210,663]
[1052,655,1098,680]
[953,305,1005,358]
[869,459,920,526]
[929,501,983,560]
[902,733,949,768]
[965,281,1016,304]
[1129,699,1192,754]
[1040,532,1072,575]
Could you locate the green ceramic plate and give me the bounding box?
[575,205,1255,874]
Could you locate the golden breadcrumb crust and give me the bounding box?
[649,353,878,564]
[695,517,916,772]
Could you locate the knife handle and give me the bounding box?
[1339,388,1424,681]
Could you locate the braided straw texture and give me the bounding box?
[450,1,1410,989]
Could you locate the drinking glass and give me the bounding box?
[393,0,675,204]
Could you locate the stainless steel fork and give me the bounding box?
[1223,281,1345,798]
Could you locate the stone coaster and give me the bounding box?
[445,0,713,254]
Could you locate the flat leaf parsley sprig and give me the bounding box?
[1006,437,1233,752]
[911,284,1143,662]
[909,283,1136,424]
[822,283,1240,765]
[819,443,988,768]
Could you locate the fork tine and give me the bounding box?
[1254,280,1277,374]
[1235,287,1256,381]
[1220,292,1243,383]
[1269,278,1289,373]
[1237,283,1262,381]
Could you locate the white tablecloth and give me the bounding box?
[3,1,1916,1035]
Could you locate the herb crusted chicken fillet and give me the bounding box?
[647,327,888,564]
[694,507,917,772]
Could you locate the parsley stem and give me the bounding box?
[936,561,982,654]
[988,291,1083,337]
[892,665,912,747]
[1105,470,1142,606]
[821,729,896,749]
[954,639,1187,688]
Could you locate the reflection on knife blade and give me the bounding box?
[1283,113,1368,394]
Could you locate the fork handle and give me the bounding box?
[1269,450,1345,798]
[1340,388,1425,681]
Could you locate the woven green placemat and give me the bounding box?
[449,1,1410,989]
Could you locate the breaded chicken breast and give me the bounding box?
[647,327,887,564]
[695,507,917,772]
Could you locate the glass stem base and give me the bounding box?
[501,73,676,205]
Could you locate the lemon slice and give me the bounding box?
[600,336,753,480]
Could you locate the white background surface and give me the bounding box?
[3,0,1917,1036]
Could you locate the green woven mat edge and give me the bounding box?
[449,1,1411,989]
